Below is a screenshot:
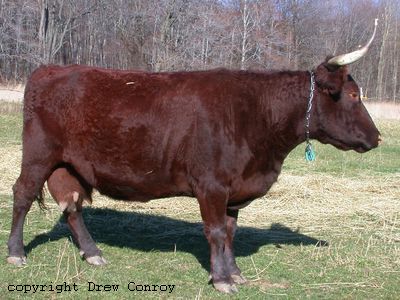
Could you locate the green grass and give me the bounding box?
[0,105,399,299]
[0,114,22,146]
[284,120,400,176]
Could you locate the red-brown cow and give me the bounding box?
[8,21,380,293]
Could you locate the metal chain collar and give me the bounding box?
[305,71,316,161]
[305,71,315,142]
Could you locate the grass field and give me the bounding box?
[0,102,399,299]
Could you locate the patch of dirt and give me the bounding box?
[0,89,23,102]
[365,102,400,120]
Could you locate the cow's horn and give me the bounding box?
[328,19,378,66]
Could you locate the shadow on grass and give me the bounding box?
[25,207,328,272]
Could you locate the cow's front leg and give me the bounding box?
[197,188,237,293]
[225,209,246,284]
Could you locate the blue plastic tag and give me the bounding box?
[305,143,316,162]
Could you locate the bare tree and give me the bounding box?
[0,0,399,101]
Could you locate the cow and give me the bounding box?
[7,21,380,293]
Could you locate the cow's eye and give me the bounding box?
[349,92,358,99]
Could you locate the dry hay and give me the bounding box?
[0,145,21,195]
[239,173,400,226]
[0,101,22,114]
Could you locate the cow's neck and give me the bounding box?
[227,70,317,200]
[258,70,315,159]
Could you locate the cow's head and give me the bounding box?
[312,19,381,153]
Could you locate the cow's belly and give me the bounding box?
[94,170,193,201]
[96,182,154,201]
[59,160,186,203]
[228,170,280,207]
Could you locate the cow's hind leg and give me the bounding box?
[7,114,64,266]
[225,209,246,284]
[196,186,238,293]
[47,168,106,266]
[7,162,55,266]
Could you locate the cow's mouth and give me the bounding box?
[320,135,375,153]
[353,145,370,153]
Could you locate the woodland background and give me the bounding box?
[0,0,399,101]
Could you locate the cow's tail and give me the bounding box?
[35,188,47,210]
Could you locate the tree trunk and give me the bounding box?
[376,5,390,101]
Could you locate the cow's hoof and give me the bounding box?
[231,274,247,285]
[213,282,238,293]
[7,256,27,267]
[86,255,107,266]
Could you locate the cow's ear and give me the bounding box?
[314,58,348,97]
